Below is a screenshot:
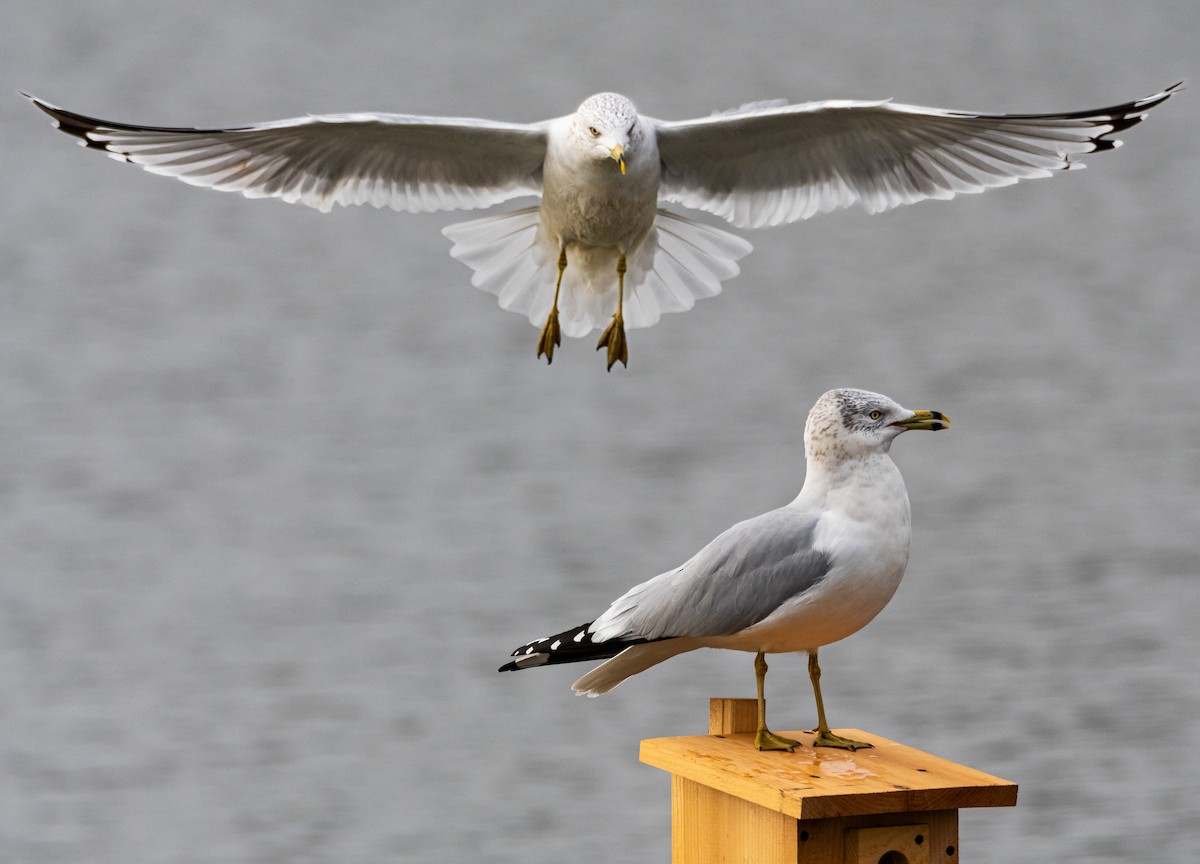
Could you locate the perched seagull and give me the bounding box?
[24,84,1179,369]
[500,388,948,751]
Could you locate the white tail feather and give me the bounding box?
[571,639,702,696]
[443,208,753,337]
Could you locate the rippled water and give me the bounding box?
[2,2,1197,861]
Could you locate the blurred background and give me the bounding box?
[1,1,1196,861]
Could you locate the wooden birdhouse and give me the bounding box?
[640,698,1017,863]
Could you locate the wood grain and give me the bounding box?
[642,699,1017,822]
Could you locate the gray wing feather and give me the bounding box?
[590,507,831,641]
[25,94,547,214]
[651,84,1179,229]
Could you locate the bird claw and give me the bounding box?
[755,729,802,752]
[596,312,628,370]
[812,730,873,751]
[537,307,562,364]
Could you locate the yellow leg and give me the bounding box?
[596,254,628,370]
[808,650,873,751]
[537,250,567,363]
[754,652,801,752]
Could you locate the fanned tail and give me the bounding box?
[444,208,753,338]
[623,210,753,331]
[442,206,552,322]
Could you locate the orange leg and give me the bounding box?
[596,254,628,370]
[536,249,567,364]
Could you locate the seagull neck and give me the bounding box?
[793,451,898,507]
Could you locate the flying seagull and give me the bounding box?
[500,388,948,751]
[24,84,1179,369]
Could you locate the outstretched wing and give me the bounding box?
[25,93,548,214]
[652,83,1181,228]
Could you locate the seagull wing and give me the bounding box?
[651,82,1181,228]
[25,94,548,214]
[590,506,832,642]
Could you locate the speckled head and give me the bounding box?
[577,93,639,127]
[805,389,949,463]
[572,93,644,171]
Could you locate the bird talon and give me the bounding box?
[596,313,628,370]
[812,730,874,751]
[537,307,561,363]
[755,729,802,752]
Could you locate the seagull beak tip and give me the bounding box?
[610,144,626,174]
[893,410,950,432]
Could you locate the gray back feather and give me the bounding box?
[592,506,831,641]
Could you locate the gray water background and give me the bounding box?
[2,1,1197,861]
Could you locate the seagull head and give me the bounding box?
[574,93,642,175]
[806,388,949,461]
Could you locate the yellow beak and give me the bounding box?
[891,410,950,431]
[610,144,626,175]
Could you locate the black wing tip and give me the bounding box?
[21,93,236,139]
[21,91,63,122]
[991,81,1182,127]
[500,621,652,672]
[20,91,62,116]
[21,92,105,143]
[1148,80,1185,103]
[1119,80,1184,120]
[1068,82,1184,149]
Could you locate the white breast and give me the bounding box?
[709,455,912,654]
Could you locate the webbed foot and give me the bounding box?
[755,728,803,752]
[596,312,628,371]
[537,307,561,363]
[812,729,874,751]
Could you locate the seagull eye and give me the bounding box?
[627,123,635,135]
[588,126,600,138]
[869,410,882,420]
